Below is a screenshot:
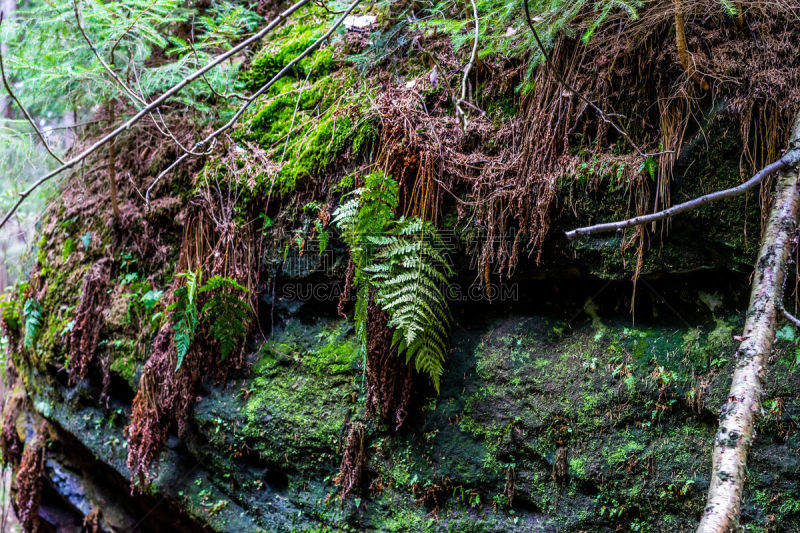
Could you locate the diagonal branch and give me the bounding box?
[145,0,363,206]
[565,147,800,239]
[0,0,313,231]
[0,14,63,165]
[72,0,146,106]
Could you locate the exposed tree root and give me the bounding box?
[696,111,800,533]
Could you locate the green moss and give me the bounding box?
[305,322,359,375]
[234,71,374,195]
[109,342,142,387]
[241,13,336,90]
[239,319,360,471]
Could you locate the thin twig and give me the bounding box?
[0,14,63,164]
[0,0,313,230]
[189,18,247,102]
[0,118,104,136]
[522,0,669,159]
[315,0,346,15]
[782,306,800,328]
[73,0,146,106]
[128,57,203,157]
[455,0,479,130]
[281,67,313,164]
[565,147,800,239]
[145,0,362,207]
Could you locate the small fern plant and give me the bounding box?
[168,271,251,370]
[23,298,43,350]
[365,218,453,389]
[333,171,453,390]
[169,271,201,370]
[199,275,251,361]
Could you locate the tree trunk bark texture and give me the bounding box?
[696,112,800,533]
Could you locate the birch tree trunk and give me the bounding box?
[696,111,800,533]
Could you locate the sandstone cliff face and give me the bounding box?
[4,113,800,532]
[4,2,800,530]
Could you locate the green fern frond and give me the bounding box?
[23,298,43,350]
[200,275,251,361]
[170,270,201,371]
[333,170,452,390]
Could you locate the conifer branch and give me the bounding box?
[0,0,313,230]
[72,0,146,106]
[0,14,64,165]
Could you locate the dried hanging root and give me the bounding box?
[674,0,710,91]
[337,422,366,501]
[126,321,174,488]
[15,422,46,533]
[68,257,112,383]
[365,301,414,430]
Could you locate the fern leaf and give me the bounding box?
[23,298,43,350]
[200,276,251,361]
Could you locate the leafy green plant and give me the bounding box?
[169,271,201,370]
[168,271,251,370]
[366,218,453,389]
[23,298,43,349]
[0,299,20,333]
[333,170,399,351]
[199,275,251,361]
[333,171,452,390]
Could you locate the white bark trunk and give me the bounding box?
[696,111,800,532]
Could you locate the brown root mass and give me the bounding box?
[370,0,800,279]
[365,301,414,431]
[15,422,46,533]
[337,422,367,501]
[0,392,23,467]
[125,320,178,488]
[68,257,112,383]
[126,188,255,489]
[82,507,102,533]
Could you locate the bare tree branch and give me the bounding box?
[522,0,669,159]
[0,13,63,164]
[145,0,363,207]
[565,148,800,239]
[696,111,800,533]
[782,306,800,328]
[455,0,479,130]
[0,0,313,230]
